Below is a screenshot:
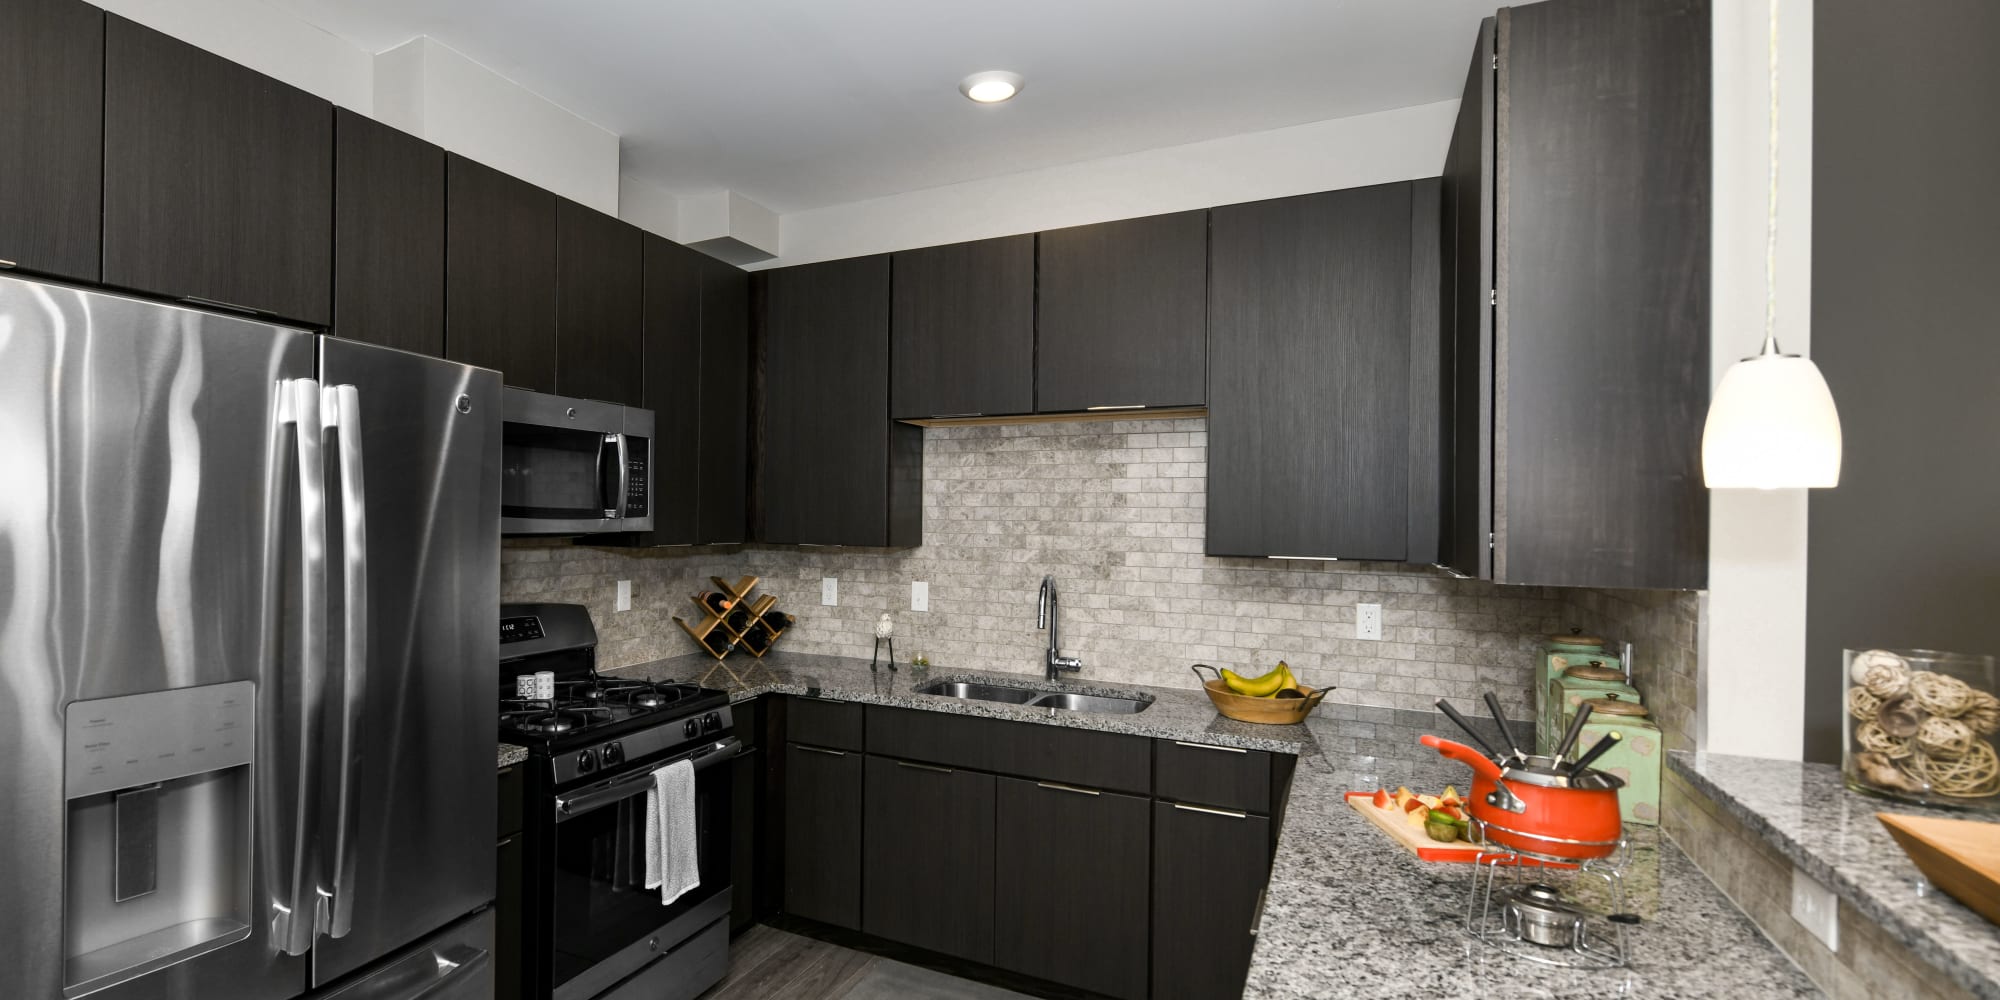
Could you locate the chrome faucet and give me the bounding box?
[1037,575,1083,682]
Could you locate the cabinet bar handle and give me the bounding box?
[1036,781,1100,797]
[0,259,16,269]
[1173,740,1248,754]
[1085,404,1147,411]
[895,760,953,774]
[1172,803,1249,819]
[795,745,847,757]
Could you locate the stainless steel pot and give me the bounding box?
[1501,884,1585,948]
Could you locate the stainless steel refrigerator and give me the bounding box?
[0,274,500,1000]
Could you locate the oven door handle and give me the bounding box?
[555,738,743,820]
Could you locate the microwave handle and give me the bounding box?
[614,432,630,519]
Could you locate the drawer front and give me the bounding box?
[497,763,525,839]
[788,696,864,751]
[1154,739,1272,814]
[865,705,1151,795]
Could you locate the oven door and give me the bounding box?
[547,739,737,1000]
[501,389,646,536]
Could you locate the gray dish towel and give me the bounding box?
[644,758,699,905]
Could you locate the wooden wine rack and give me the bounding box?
[672,575,797,685]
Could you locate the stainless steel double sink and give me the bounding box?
[914,679,1153,715]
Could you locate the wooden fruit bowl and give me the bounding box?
[1192,664,1331,725]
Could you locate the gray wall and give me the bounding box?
[1806,0,2000,761]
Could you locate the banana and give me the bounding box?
[1223,661,1290,697]
[1277,662,1302,693]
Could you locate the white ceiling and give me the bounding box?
[269,0,1493,214]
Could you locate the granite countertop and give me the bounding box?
[601,648,1321,754]
[497,743,528,769]
[1670,750,2000,1000]
[495,649,1812,997]
[1242,711,1819,999]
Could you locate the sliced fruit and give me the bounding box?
[1403,797,1429,814]
[1425,811,1462,842]
[1442,785,1458,800]
[1392,787,1416,810]
[1371,788,1392,810]
[1438,804,1465,822]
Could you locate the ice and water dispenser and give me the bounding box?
[63,681,256,998]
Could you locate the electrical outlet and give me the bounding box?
[821,577,838,607]
[1791,866,1839,952]
[615,580,631,612]
[911,581,929,612]
[1356,603,1382,641]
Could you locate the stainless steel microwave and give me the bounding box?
[501,388,653,535]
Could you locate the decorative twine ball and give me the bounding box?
[1962,691,2000,736]
[1910,740,2000,799]
[1910,670,1976,718]
[1847,686,1884,721]
[1850,649,1910,685]
[1855,720,1915,759]
[1861,655,1912,700]
[1917,716,1978,758]
[1876,695,1924,739]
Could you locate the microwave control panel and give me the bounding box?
[624,437,649,517]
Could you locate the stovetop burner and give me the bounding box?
[498,675,723,748]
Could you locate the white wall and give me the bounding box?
[1699,0,1815,760]
[95,0,373,110]
[753,100,1460,269]
[374,38,621,214]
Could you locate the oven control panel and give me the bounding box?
[551,705,735,784]
[499,616,545,644]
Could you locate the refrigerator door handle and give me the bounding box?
[320,383,368,941]
[273,378,327,958]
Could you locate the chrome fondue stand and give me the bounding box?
[1461,821,1636,969]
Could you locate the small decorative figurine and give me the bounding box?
[871,613,897,672]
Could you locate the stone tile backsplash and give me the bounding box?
[1559,587,1700,753]
[503,418,1578,718]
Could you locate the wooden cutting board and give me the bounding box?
[1878,812,2000,925]
[1344,792,1490,862]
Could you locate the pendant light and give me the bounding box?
[1701,0,1842,489]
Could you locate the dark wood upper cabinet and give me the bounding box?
[446,154,556,391]
[697,258,750,544]
[555,199,644,406]
[0,0,102,282]
[1440,17,1497,580]
[103,15,332,325]
[1036,211,1208,412]
[1206,183,1423,561]
[861,756,995,964]
[1151,801,1272,1000]
[994,777,1149,1000]
[636,236,705,542]
[890,235,1034,418]
[332,110,445,356]
[781,742,861,930]
[1488,0,1710,589]
[757,256,920,546]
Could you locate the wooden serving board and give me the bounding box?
[1879,812,2000,926]
[1344,792,1490,862]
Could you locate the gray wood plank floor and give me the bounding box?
[699,925,1036,1000]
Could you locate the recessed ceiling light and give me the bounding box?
[960,71,1024,104]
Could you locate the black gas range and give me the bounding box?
[499,603,735,1000]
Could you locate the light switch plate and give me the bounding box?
[821,578,838,607]
[1791,865,1839,952]
[911,581,929,612]
[1356,603,1382,641]
[615,580,631,612]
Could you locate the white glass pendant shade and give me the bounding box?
[1702,352,1842,489]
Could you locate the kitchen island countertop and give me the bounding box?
[562,650,1823,998]
[1670,750,2000,1000]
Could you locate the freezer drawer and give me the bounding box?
[315,908,493,1000]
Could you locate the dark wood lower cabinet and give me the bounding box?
[994,777,1150,1000]
[1152,802,1272,1000]
[731,744,762,933]
[495,833,522,1000]
[782,743,862,929]
[861,756,995,963]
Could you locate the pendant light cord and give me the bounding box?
[1761,0,1783,356]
